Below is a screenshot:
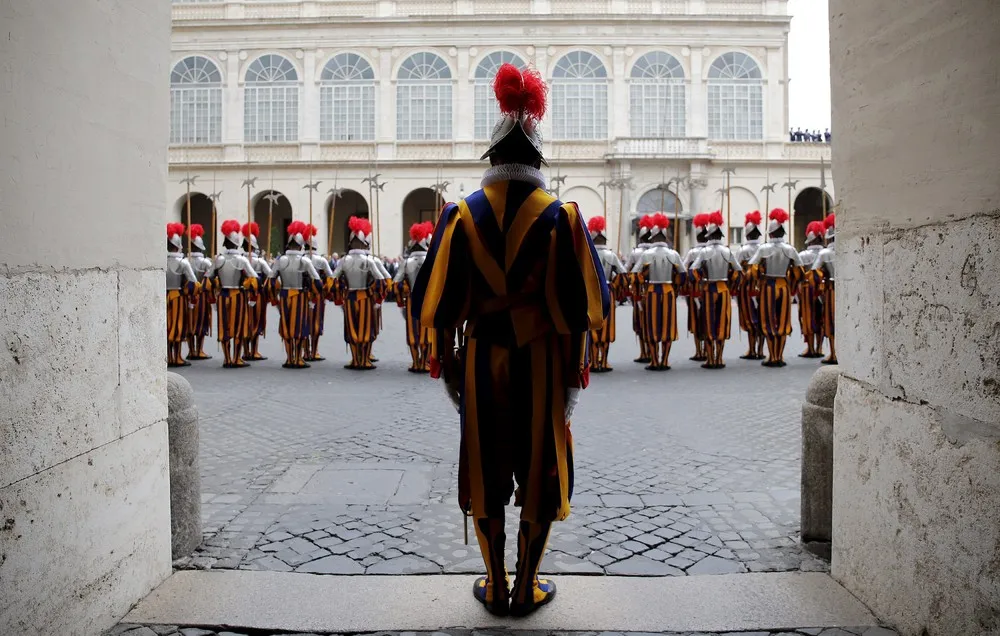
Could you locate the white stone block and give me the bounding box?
[0,421,172,635]
[117,269,169,439]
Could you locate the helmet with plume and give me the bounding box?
[705,210,725,235]
[638,214,655,239]
[220,219,242,247]
[348,216,373,246]
[409,221,434,249]
[189,224,206,252]
[744,210,762,234]
[588,216,607,240]
[306,224,320,249]
[481,63,548,165]
[767,208,790,235]
[167,223,186,250]
[286,220,307,248]
[241,222,261,250]
[805,221,826,242]
[823,213,836,240]
[650,213,671,237]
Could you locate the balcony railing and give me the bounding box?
[171,0,782,20]
[610,137,709,158]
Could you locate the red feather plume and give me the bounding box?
[221,219,241,236]
[410,222,432,242]
[806,221,826,236]
[304,224,318,240]
[638,215,655,229]
[348,216,372,236]
[588,216,607,233]
[286,220,307,236]
[769,208,789,224]
[189,224,204,239]
[709,211,725,227]
[653,213,671,229]
[493,63,547,121]
[824,213,836,229]
[167,222,185,238]
[745,210,762,226]
[241,221,260,237]
[693,213,709,228]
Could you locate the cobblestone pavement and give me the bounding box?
[173,302,829,577]
[108,626,898,636]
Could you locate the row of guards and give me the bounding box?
[589,207,836,371]
[165,216,438,372]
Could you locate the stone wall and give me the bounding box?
[0,1,173,633]
[829,2,1000,635]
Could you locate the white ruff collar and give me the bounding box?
[481,164,546,190]
[348,249,369,256]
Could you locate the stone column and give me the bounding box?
[830,2,1000,635]
[0,1,172,634]
[167,373,201,559]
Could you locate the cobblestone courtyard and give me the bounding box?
[174,302,827,577]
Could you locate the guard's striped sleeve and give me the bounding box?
[546,202,610,335]
[412,203,472,330]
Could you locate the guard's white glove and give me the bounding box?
[565,388,581,422]
[308,302,316,309]
[248,300,256,307]
[375,303,382,310]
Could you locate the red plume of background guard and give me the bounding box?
[493,63,547,120]
[768,208,789,224]
[745,210,762,227]
[587,216,607,235]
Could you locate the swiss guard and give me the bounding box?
[166,223,200,368]
[268,220,322,369]
[412,62,609,618]
[330,216,388,370]
[797,220,827,358]
[689,211,742,369]
[393,221,435,372]
[813,213,837,365]
[624,215,654,363]
[630,213,686,370]
[242,222,271,361]
[735,211,766,360]
[682,213,710,361]
[747,208,803,367]
[186,224,214,361]
[587,216,626,372]
[304,224,336,362]
[205,220,259,369]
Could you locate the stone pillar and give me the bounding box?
[0,1,172,634]
[167,373,201,559]
[800,366,838,549]
[830,2,1000,635]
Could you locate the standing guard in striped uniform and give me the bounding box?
[735,211,766,360]
[268,221,322,369]
[747,209,803,367]
[412,64,608,618]
[587,216,626,372]
[690,211,742,369]
[813,213,837,365]
[166,223,200,368]
[797,221,827,358]
[624,216,654,363]
[682,214,710,361]
[242,222,271,361]
[304,224,336,362]
[205,220,259,369]
[394,222,435,372]
[186,224,214,361]
[330,217,388,370]
[631,213,686,370]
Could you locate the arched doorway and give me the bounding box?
[719,186,760,245]
[793,187,834,249]
[327,189,369,256]
[173,192,216,255]
[635,186,685,250]
[252,190,293,256]
[401,188,439,251]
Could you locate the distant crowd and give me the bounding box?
[790,127,831,143]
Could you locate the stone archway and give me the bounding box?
[401,188,439,251]
[173,192,216,255]
[635,186,686,250]
[252,190,293,256]
[327,189,369,256]
[793,187,834,249]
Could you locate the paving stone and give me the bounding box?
[686,554,748,575]
[295,555,365,574]
[150,627,181,636]
[639,494,683,506]
[179,629,215,636]
[366,554,440,574]
[604,555,684,576]
[122,628,159,636]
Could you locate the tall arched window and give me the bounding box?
[244,54,299,143]
[630,52,686,138]
[320,53,375,141]
[170,56,222,145]
[707,52,763,140]
[396,52,452,141]
[551,51,609,140]
[474,51,526,140]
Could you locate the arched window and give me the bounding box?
[474,51,526,140]
[629,52,686,138]
[244,54,299,143]
[320,53,375,142]
[707,52,763,140]
[636,186,681,215]
[170,56,222,145]
[396,52,452,141]
[551,51,608,140]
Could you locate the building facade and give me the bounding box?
[168,0,833,256]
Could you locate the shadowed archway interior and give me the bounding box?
[252,190,293,256]
[175,192,216,255]
[793,187,833,249]
[401,188,439,251]
[327,189,369,255]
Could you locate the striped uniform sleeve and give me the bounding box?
[412,202,472,330]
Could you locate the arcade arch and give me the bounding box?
[251,190,293,256]
[326,189,370,255]
[793,187,834,249]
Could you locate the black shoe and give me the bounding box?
[634,357,651,363]
[821,357,838,365]
[509,578,557,618]
[473,576,509,617]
